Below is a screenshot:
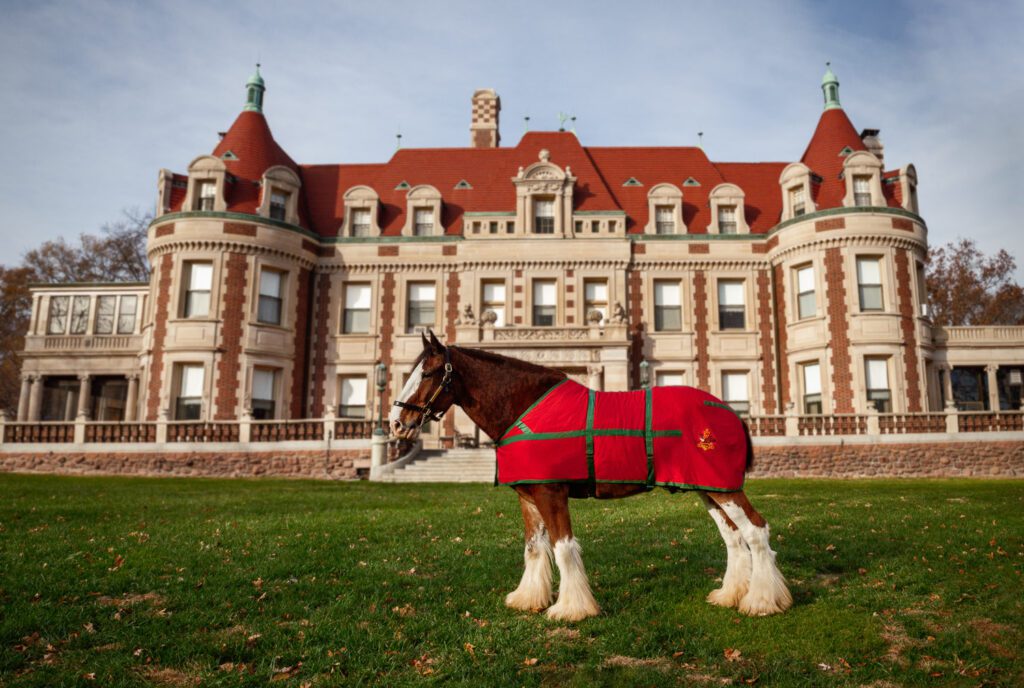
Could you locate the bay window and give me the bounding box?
[257,269,284,325]
[183,262,213,318]
[865,358,892,412]
[857,257,883,311]
[251,368,277,420]
[175,364,204,420]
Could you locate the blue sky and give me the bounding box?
[1,0,1021,275]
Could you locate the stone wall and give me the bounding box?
[748,440,1024,478]
[0,448,368,481]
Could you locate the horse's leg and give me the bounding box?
[528,484,600,621]
[706,490,792,616]
[699,492,751,608]
[505,488,554,611]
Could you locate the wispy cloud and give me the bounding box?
[0,0,1020,275]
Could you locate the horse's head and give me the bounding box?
[388,330,457,440]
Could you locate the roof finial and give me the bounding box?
[396,131,402,151]
[822,62,841,111]
[698,131,704,149]
[524,116,530,132]
[244,64,266,113]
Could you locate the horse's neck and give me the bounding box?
[451,349,565,440]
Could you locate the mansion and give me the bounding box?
[14,67,1024,445]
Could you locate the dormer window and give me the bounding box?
[352,209,371,237]
[718,205,738,234]
[533,198,555,234]
[853,176,871,206]
[790,187,806,216]
[655,206,675,234]
[269,190,288,221]
[197,181,216,211]
[413,208,434,236]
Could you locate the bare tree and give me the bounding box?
[926,238,1024,326]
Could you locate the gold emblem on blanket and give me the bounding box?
[697,428,716,451]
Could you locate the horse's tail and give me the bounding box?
[742,420,755,473]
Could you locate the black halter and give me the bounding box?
[393,347,454,427]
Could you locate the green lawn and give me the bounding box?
[0,475,1021,687]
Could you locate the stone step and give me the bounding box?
[383,448,496,483]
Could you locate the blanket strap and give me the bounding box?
[645,388,655,487]
[586,389,596,491]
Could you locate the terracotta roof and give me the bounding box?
[714,162,788,233]
[800,108,866,209]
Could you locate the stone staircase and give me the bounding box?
[383,446,495,483]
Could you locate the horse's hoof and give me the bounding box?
[505,590,553,612]
[706,587,741,608]
[544,600,600,622]
[737,591,792,616]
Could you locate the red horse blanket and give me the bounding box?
[496,380,748,492]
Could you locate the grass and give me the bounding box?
[0,475,1022,687]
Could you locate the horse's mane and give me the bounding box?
[452,345,568,379]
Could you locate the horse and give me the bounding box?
[389,331,792,622]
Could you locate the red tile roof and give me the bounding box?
[165,105,891,237]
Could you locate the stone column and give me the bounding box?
[28,375,44,421]
[986,364,1000,412]
[587,365,603,392]
[940,365,954,409]
[17,375,31,421]
[125,375,139,422]
[76,374,92,420]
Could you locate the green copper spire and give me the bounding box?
[244,64,265,113]
[821,62,841,110]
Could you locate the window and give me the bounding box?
[653,280,682,331]
[269,190,288,221]
[533,198,555,234]
[251,368,277,420]
[413,208,433,236]
[795,265,815,319]
[865,358,891,412]
[95,296,116,335]
[584,280,608,323]
[718,205,738,234]
[916,262,929,318]
[655,206,675,234]
[532,280,556,326]
[197,181,216,211]
[339,376,367,418]
[853,176,871,206]
[802,362,822,414]
[117,295,138,334]
[406,282,436,333]
[69,296,91,335]
[343,283,371,334]
[656,371,684,387]
[489,221,498,234]
[506,221,514,234]
[351,209,371,237]
[47,296,69,334]
[257,269,284,325]
[722,372,749,415]
[175,364,204,420]
[481,281,506,326]
[184,262,213,318]
[790,187,806,216]
[717,280,745,330]
[856,257,883,311]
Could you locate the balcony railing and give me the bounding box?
[24,334,142,353]
[0,412,1020,446]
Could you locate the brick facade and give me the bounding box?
[308,273,331,418]
[214,252,249,419]
[379,273,396,408]
[824,247,855,412]
[894,249,923,412]
[290,267,312,418]
[693,270,710,389]
[756,268,778,414]
[146,254,174,420]
[772,263,791,409]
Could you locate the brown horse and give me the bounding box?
[389,331,792,622]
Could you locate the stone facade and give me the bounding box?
[12,66,1024,450]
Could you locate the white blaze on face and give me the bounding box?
[388,360,425,426]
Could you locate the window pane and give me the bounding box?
[408,283,436,302]
[180,365,204,397]
[345,284,371,309]
[482,282,505,303]
[656,372,684,387]
[722,373,748,401]
[718,281,744,305]
[69,296,91,334]
[117,295,137,334]
[340,377,368,417]
[859,285,883,311]
[857,258,881,285]
[259,270,282,298]
[95,296,116,334]
[866,358,889,389]
[803,363,822,395]
[584,281,608,303]
[535,199,554,217]
[655,306,682,331]
[258,296,282,325]
[189,263,213,290]
[186,291,210,318]
[47,296,69,334]
[796,266,814,293]
[854,176,870,193]
[654,280,680,306]
[252,369,275,401]
[344,309,370,333]
[352,209,371,236]
[533,281,556,306]
[798,291,816,319]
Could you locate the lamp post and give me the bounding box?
[374,361,388,436]
[639,359,650,390]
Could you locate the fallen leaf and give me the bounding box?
[724,648,742,662]
[524,657,539,666]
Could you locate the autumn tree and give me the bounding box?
[0,208,151,413]
[926,238,1024,326]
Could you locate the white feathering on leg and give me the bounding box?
[505,530,554,611]
[545,537,600,622]
[703,503,751,608]
[720,502,792,616]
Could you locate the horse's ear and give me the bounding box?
[428,329,444,351]
[420,330,430,351]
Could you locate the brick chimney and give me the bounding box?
[470,89,500,148]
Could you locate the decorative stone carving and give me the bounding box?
[609,302,628,324]
[539,149,550,163]
[586,309,604,325]
[455,304,476,325]
[493,327,591,341]
[480,309,498,325]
